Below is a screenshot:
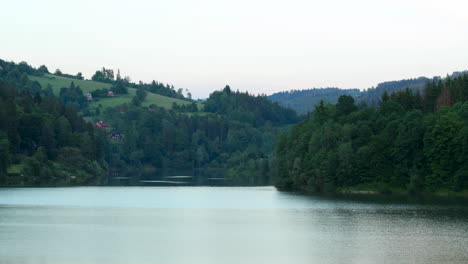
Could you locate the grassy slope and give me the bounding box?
[29,74,112,94]
[29,74,195,109]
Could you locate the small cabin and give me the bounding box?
[94,121,109,130]
[84,93,93,101]
[107,91,115,97]
[109,132,124,142]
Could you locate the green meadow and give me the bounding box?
[29,74,198,110]
[29,74,112,94]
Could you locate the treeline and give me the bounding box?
[269,73,468,114]
[269,88,360,114]
[91,67,188,100]
[356,77,430,105]
[1,59,300,186]
[0,59,189,102]
[0,81,107,186]
[205,86,299,126]
[54,69,84,80]
[275,74,468,193]
[102,87,299,185]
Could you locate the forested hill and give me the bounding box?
[0,74,107,186]
[268,88,360,114]
[275,73,468,194]
[102,85,299,185]
[269,72,467,114]
[0,59,299,186]
[204,86,299,126]
[355,77,430,105]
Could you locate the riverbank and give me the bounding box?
[336,185,468,197]
[276,184,468,199]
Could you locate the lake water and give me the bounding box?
[0,187,467,264]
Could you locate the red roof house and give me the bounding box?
[94,121,109,130]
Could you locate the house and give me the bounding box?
[84,93,93,101]
[109,132,124,142]
[94,121,109,130]
[107,91,115,97]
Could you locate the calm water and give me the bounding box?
[0,187,467,264]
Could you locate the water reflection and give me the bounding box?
[0,187,467,264]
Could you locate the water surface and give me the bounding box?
[0,187,467,264]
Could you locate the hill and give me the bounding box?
[29,74,196,110]
[269,88,360,114]
[275,73,468,194]
[0,81,107,186]
[269,72,467,114]
[355,77,430,105]
[204,86,299,126]
[0,59,298,186]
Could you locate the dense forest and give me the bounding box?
[0,63,107,186]
[204,86,298,126]
[0,59,298,186]
[275,74,468,193]
[101,86,298,185]
[2,58,467,192]
[270,73,467,114]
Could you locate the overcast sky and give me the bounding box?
[2,0,468,98]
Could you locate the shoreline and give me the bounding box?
[275,185,468,199]
[338,189,468,198]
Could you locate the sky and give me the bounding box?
[2,0,468,98]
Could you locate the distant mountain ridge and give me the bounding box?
[269,71,468,114]
[268,88,360,114]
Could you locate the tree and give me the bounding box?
[336,95,357,116]
[40,120,57,159]
[132,95,141,106]
[55,116,72,147]
[136,86,147,101]
[436,85,453,110]
[111,80,128,94]
[91,70,106,82]
[0,132,9,174]
[38,65,49,74]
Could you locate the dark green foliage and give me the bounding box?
[0,132,9,173]
[336,95,357,116]
[111,79,128,94]
[275,74,468,193]
[172,102,198,112]
[100,86,298,185]
[90,88,110,98]
[91,67,115,83]
[269,73,467,114]
[357,77,430,105]
[204,86,299,126]
[54,69,84,80]
[102,105,279,184]
[136,86,147,101]
[38,65,49,74]
[0,75,106,186]
[59,82,88,109]
[137,80,186,100]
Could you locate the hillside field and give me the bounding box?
[29,74,197,109]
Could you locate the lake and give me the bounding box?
[0,187,467,264]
